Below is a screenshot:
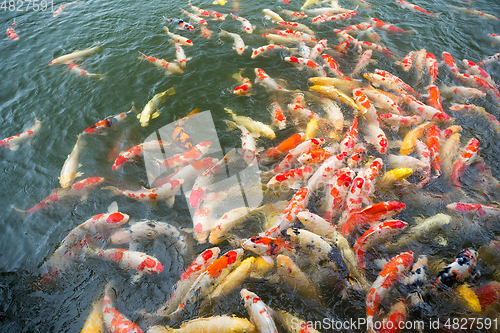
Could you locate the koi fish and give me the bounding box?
[396,51,414,71]
[474,282,500,312]
[366,251,414,333]
[450,137,480,188]
[370,18,414,34]
[65,62,104,79]
[309,85,364,112]
[434,248,478,289]
[462,59,497,87]
[321,54,351,81]
[442,51,460,74]
[163,27,193,46]
[0,114,41,150]
[374,69,420,97]
[449,104,500,133]
[449,6,499,20]
[379,300,407,333]
[180,8,207,25]
[351,49,374,76]
[225,108,276,139]
[230,13,254,34]
[102,284,144,333]
[53,1,83,17]
[6,20,19,40]
[397,0,439,16]
[254,68,290,93]
[169,249,244,320]
[157,247,220,316]
[341,201,406,235]
[242,236,294,258]
[59,134,86,188]
[80,296,104,333]
[138,52,183,75]
[323,169,355,221]
[285,56,326,77]
[488,33,500,46]
[49,42,101,65]
[440,133,461,177]
[354,220,408,270]
[426,124,442,174]
[402,93,451,122]
[82,104,135,135]
[276,311,321,333]
[103,179,183,206]
[262,9,284,22]
[358,41,395,57]
[240,289,278,333]
[169,41,191,67]
[225,121,257,165]
[12,177,104,214]
[251,44,292,59]
[220,30,247,55]
[440,85,487,102]
[426,85,443,112]
[165,18,195,31]
[270,101,286,130]
[389,213,451,249]
[426,52,438,84]
[267,165,315,190]
[312,11,358,24]
[151,316,256,332]
[274,29,317,44]
[112,140,169,171]
[477,52,500,66]
[272,138,325,173]
[360,88,402,115]
[137,87,176,127]
[158,142,211,170]
[281,9,308,20]
[276,21,315,36]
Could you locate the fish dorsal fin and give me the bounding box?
[107,201,119,213]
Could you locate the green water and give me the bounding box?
[1,0,500,331]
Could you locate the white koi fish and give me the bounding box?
[241,289,278,333]
[220,30,247,55]
[66,62,104,79]
[230,13,254,34]
[169,40,191,67]
[53,1,83,17]
[163,27,193,46]
[262,9,284,22]
[103,179,183,206]
[138,52,183,75]
[251,44,292,59]
[0,114,41,150]
[180,8,207,25]
[59,134,86,188]
[254,68,290,93]
[102,284,144,333]
[49,42,101,65]
[137,87,176,127]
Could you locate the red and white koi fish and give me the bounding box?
[169,249,244,319]
[163,27,193,46]
[231,69,253,96]
[488,33,500,46]
[360,88,402,115]
[188,2,210,16]
[103,179,183,206]
[364,123,388,154]
[434,248,477,289]
[59,134,86,188]
[462,59,497,87]
[220,30,246,55]
[342,22,370,35]
[138,52,183,75]
[281,9,308,19]
[318,98,344,134]
[308,39,328,60]
[363,73,404,95]
[415,139,431,186]
[446,202,500,220]
[449,6,499,20]
[180,8,207,25]
[226,121,257,165]
[339,116,358,156]
[341,201,406,235]
[103,284,144,333]
[347,144,366,169]
[66,62,103,79]
[230,13,254,34]
[169,41,190,67]
[254,68,290,93]
[53,1,82,17]
[251,44,292,59]
[379,300,407,333]
[157,247,220,316]
[261,187,311,238]
[426,85,444,112]
[450,137,480,188]
[334,40,352,54]
[321,54,351,80]
[402,92,451,122]
[112,140,168,171]
[0,114,41,150]
[165,18,195,31]
[270,100,287,130]
[276,21,315,36]
[189,149,237,208]
[13,177,104,214]
[273,138,325,173]
[477,52,500,66]
[397,0,439,16]
[158,142,211,170]
[449,103,500,133]
[351,49,374,77]
[241,289,278,333]
[49,43,101,66]
[374,69,420,97]
[90,247,164,279]
[138,87,176,127]
[366,251,414,333]
[152,157,217,188]
[267,165,314,190]
[474,282,500,312]
[396,51,414,71]
[354,220,407,270]
[306,153,346,192]
[426,124,441,175]
[241,236,294,258]
[370,18,414,34]
[274,29,317,44]
[425,52,438,84]
[324,168,355,221]
[298,147,335,164]
[332,29,362,52]
[440,85,486,102]
[353,88,378,123]
[442,51,460,74]
[6,20,19,41]
[358,41,395,57]
[312,10,358,24]
[284,56,326,77]
[82,104,135,136]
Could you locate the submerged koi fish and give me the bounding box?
[434,248,478,289]
[251,44,291,59]
[254,68,290,93]
[82,104,135,135]
[449,6,499,20]
[163,27,193,46]
[49,43,101,65]
[281,9,308,20]
[102,284,144,333]
[12,177,104,214]
[165,18,195,31]
[66,62,104,79]
[137,87,176,127]
[450,137,480,188]
[231,13,254,34]
[138,52,183,75]
[226,108,276,139]
[59,134,86,188]
[6,20,19,40]
[477,52,500,66]
[53,1,83,17]
[241,289,278,333]
[370,18,414,34]
[220,30,247,55]
[0,114,41,150]
[103,179,183,206]
[397,0,439,16]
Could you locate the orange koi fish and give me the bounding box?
[82,104,135,135]
[397,0,439,16]
[103,284,144,333]
[370,18,414,34]
[6,20,19,40]
[341,201,406,235]
[450,137,480,188]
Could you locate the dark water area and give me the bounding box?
[1,0,500,331]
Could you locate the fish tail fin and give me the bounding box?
[405,29,416,35]
[102,186,121,196]
[224,107,236,117]
[219,29,228,36]
[231,68,244,81]
[224,119,237,131]
[164,27,170,34]
[11,204,29,213]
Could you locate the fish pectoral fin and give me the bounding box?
[166,195,176,207]
[131,272,144,283]
[151,111,161,119]
[9,144,19,151]
[107,201,119,213]
[75,172,84,178]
